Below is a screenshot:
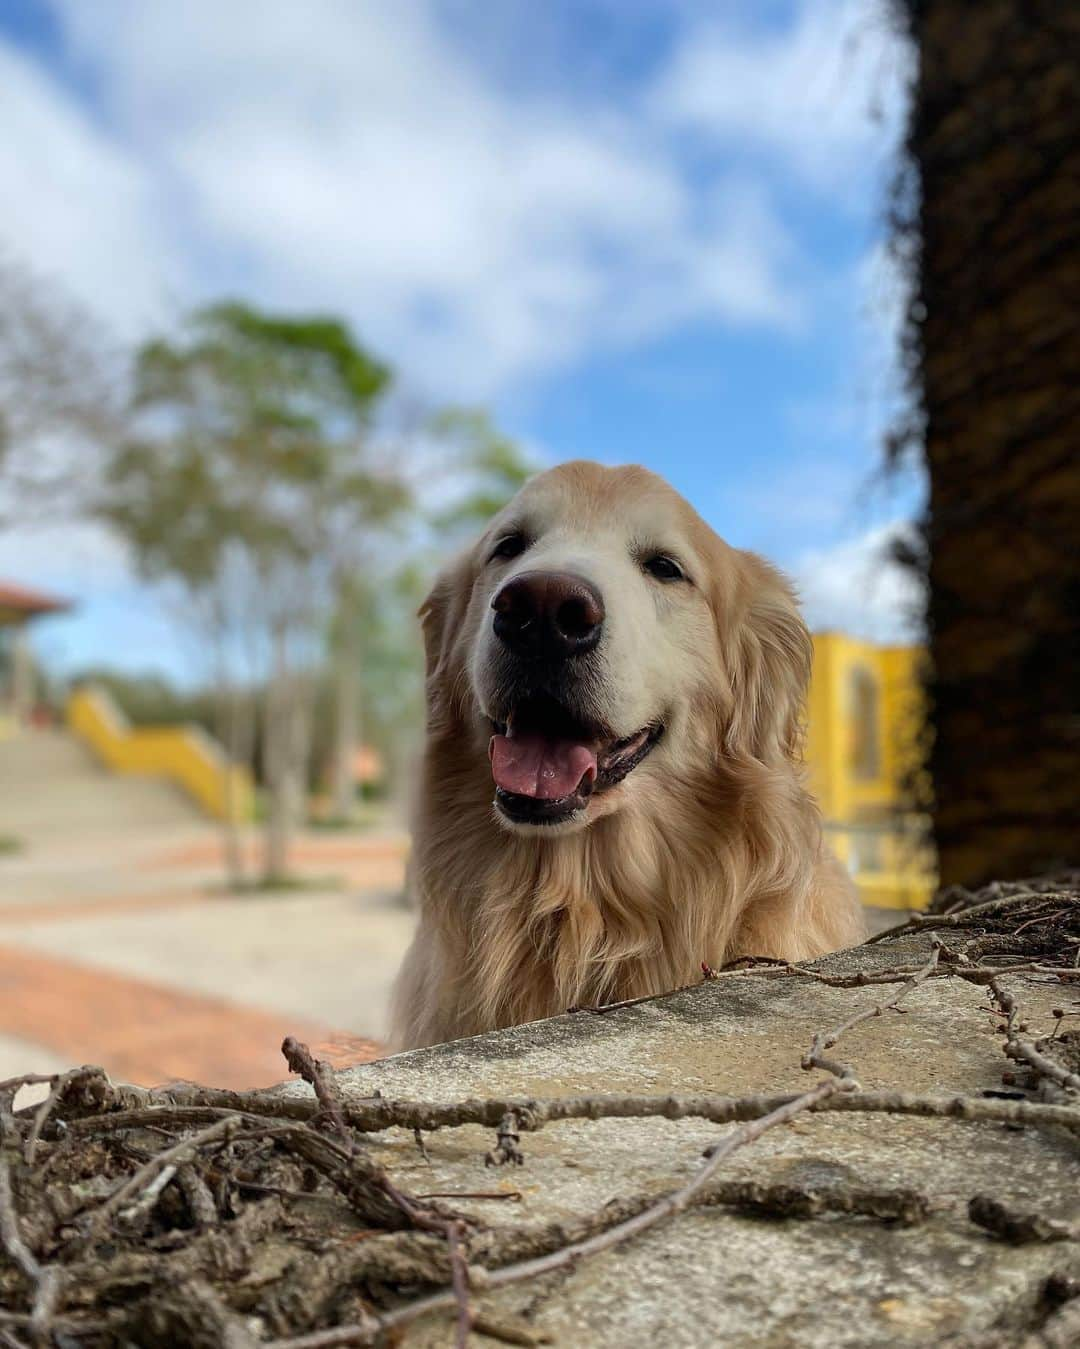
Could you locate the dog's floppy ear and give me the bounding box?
[418,548,476,722]
[724,552,812,764]
[418,569,456,683]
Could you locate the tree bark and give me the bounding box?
[330,594,361,821]
[222,682,255,887]
[263,622,298,884]
[211,616,250,890]
[905,0,1080,885]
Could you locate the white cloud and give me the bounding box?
[0,519,130,595]
[651,0,911,197]
[793,521,922,644]
[0,43,176,332]
[0,1,913,397]
[0,0,816,396]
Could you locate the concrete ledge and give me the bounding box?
[280,902,1080,1346]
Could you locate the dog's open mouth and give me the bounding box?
[488,693,663,826]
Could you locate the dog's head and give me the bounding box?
[420,461,811,835]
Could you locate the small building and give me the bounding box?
[0,581,72,733]
[805,632,935,911]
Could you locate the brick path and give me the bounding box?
[0,892,209,926]
[0,942,382,1088]
[0,732,411,1086]
[0,828,411,1087]
[140,836,408,890]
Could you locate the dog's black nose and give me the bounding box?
[492,570,605,659]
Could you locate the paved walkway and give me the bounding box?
[4,883,415,1041]
[0,729,416,1087]
[0,843,415,1086]
[0,943,378,1087]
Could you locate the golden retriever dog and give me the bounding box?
[391,461,864,1049]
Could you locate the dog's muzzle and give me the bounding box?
[485,570,662,826]
[487,693,663,827]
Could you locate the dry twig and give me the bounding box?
[23,1066,105,1167]
[486,1112,524,1167]
[78,1116,243,1250]
[968,1194,1080,1244]
[865,889,1058,943]
[282,1037,474,1344]
[0,1115,61,1345]
[989,977,1080,1094]
[138,1078,1080,1142]
[263,1078,849,1349]
[802,940,942,1079]
[282,1036,348,1137]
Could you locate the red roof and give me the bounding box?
[0,581,72,617]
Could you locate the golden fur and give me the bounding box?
[391,462,864,1049]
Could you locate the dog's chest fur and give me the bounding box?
[398,748,839,1046]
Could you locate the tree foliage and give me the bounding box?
[0,255,121,522]
[102,301,403,594]
[100,301,408,878]
[82,296,536,867]
[427,406,535,535]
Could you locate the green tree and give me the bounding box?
[427,407,535,535]
[0,255,120,525]
[101,301,406,884]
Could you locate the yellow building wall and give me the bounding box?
[68,685,253,823]
[806,634,935,911]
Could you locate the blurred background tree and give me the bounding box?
[100,301,406,884]
[426,407,534,536]
[0,255,121,524]
[890,0,1079,886]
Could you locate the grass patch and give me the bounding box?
[0,834,24,856]
[307,803,389,832]
[208,872,348,897]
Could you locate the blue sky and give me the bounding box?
[0,0,922,682]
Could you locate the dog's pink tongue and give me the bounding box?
[489,732,597,800]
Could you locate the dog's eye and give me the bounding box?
[490,532,528,563]
[644,554,685,583]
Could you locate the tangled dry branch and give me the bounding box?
[0,887,1076,1345]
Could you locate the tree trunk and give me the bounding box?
[10,624,34,725]
[221,682,255,888]
[210,614,249,890]
[905,0,1080,885]
[216,697,246,890]
[330,599,360,821]
[263,622,298,884]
